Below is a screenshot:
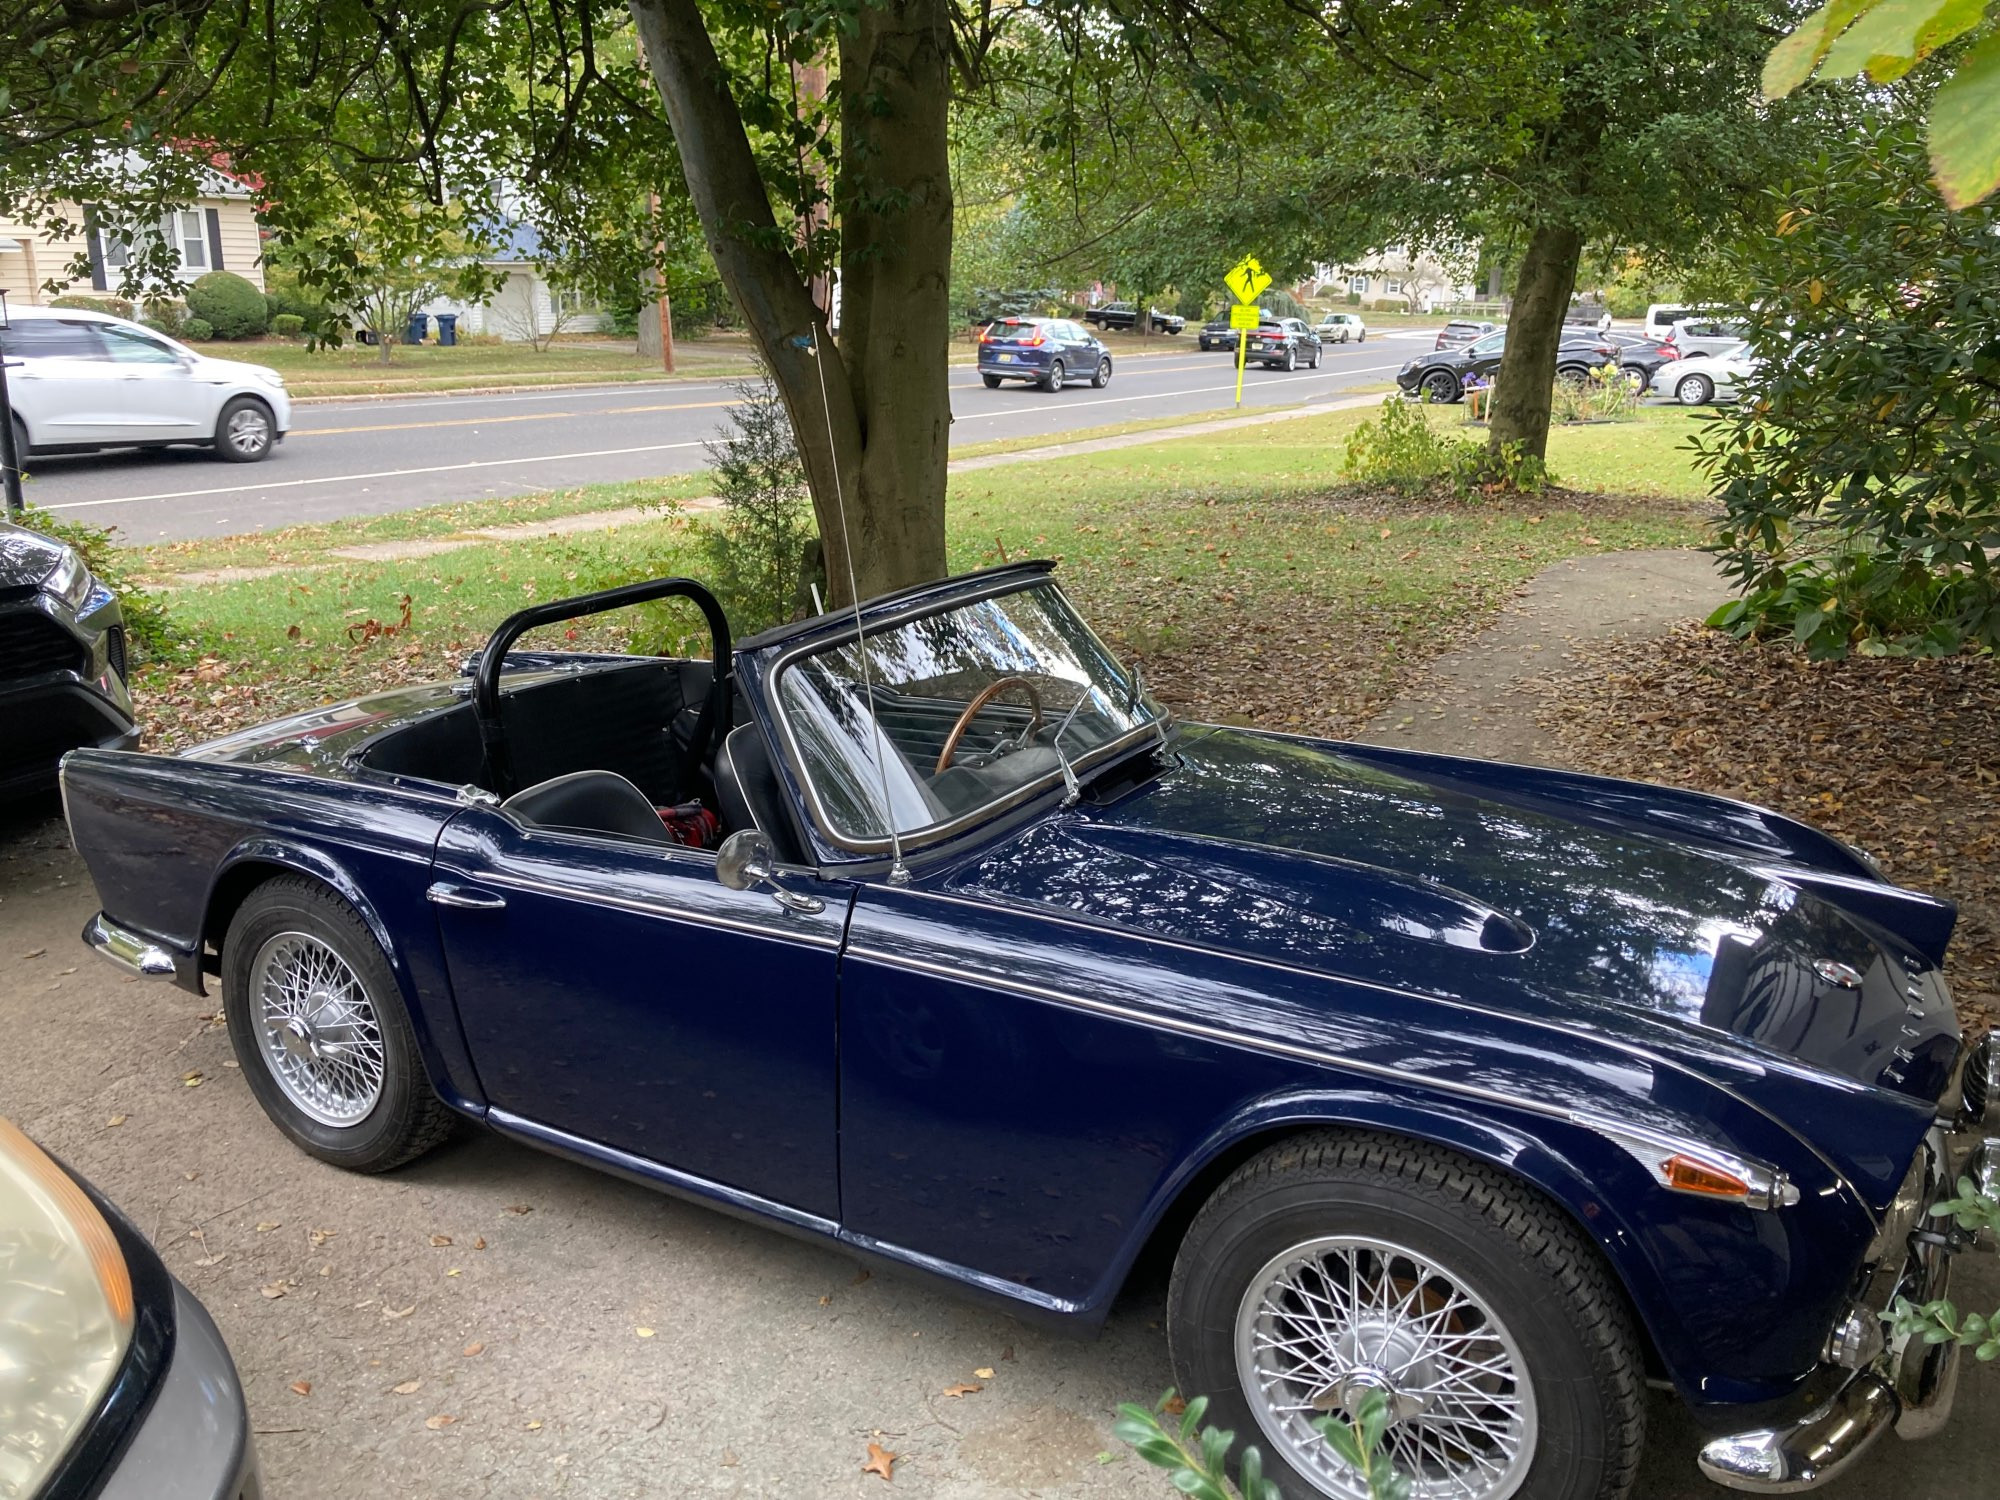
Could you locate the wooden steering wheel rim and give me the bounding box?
[935,676,1045,775]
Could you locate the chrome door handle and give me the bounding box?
[426,881,507,910]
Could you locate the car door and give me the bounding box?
[1062,321,1099,377]
[428,806,849,1218]
[94,323,216,443]
[0,318,126,447]
[1465,330,1508,377]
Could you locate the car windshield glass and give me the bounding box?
[775,582,1159,844]
[1467,332,1506,354]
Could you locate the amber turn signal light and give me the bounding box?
[1661,1153,1753,1200]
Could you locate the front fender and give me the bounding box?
[1108,1083,1870,1413]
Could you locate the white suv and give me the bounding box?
[3,304,291,463]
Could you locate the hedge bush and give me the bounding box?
[184,271,268,339]
[183,316,216,341]
[270,313,307,337]
[50,293,136,319]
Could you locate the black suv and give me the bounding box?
[1245,317,1323,371]
[1396,329,1619,402]
[0,519,137,795]
[1085,303,1186,334]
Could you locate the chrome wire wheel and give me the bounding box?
[251,931,386,1126]
[1235,1235,1538,1500]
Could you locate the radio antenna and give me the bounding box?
[801,326,910,885]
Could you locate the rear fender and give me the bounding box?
[203,835,487,1115]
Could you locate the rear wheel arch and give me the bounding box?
[1120,1106,1673,1382]
[201,844,400,995]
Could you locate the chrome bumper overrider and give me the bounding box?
[83,912,177,978]
[1698,1129,1995,1493]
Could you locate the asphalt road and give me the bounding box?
[20,336,1423,544]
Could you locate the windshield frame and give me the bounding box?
[763,574,1167,858]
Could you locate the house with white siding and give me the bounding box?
[0,167,265,303]
[422,221,604,342]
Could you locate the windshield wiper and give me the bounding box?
[1046,692,1091,805]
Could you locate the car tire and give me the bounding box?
[1043,358,1065,392]
[222,875,456,1173]
[981,373,1002,389]
[1092,356,1112,389]
[1168,1131,1645,1500]
[214,396,275,462]
[1420,368,1461,403]
[1621,365,1649,393]
[1308,347,1321,369]
[1356,332,1365,342]
[1675,373,1715,406]
[1557,364,1591,387]
[1282,348,1297,372]
[8,413,27,464]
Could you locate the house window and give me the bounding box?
[1386,280,1403,296]
[1350,275,1370,295]
[96,209,210,278]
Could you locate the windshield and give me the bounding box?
[774,582,1160,846]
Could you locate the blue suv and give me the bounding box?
[976,317,1112,391]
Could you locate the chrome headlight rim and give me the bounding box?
[0,1121,175,1500]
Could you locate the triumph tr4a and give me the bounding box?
[60,562,1997,1500]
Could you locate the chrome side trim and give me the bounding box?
[83,912,176,978]
[1696,1372,1898,1492]
[466,869,843,950]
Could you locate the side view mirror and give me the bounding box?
[715,829,824,915]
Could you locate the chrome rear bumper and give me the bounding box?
[83,912,177,978]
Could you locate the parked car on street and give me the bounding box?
[1668,317,1753,359]
[975,317,1112,391]
[0,518,136,797]
[1314,311,1367,343]
[1434,319,1497,350]
[1245,316,1322,371]
[1198,315,1242,352]
[1600,331,1683,392]
[60,561,1998,1500]
[1084,303,1186,334]
[2,304,291,463]
[1397,328,1618,402]
[1656,340,1759,405]
[1642,302,1711,342]
[2,1114,259,1500]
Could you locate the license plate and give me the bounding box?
[998,353,1014,362]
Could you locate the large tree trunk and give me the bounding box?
[629,0,951,607]
[1487,223,1582,466]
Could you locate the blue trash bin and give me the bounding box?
[404,311,429,345]
[435,313,458,347]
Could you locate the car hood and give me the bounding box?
[0,521,64,591]
[950,726,1959,1106]
[190,355,282,385]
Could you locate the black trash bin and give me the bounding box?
[435,313,459,347]
[404,311,429,345]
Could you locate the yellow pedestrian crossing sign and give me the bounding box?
[1224,255,1272,306]
[1229,304,1261,330]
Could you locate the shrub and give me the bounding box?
[50,293,135,319]
[182,316,216,342]
[140,298,188,336]
[17,502,173,662]
[184,270,268,339]
[270,313,307,338]
[1345,397,1482,493]
[692,369,821,634]
[262,267,330,335]
[1550,364,1640,424]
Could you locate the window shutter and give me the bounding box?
[204,208,225,271]
[83,204,108,290]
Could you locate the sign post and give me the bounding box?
[1222,255,1273,409]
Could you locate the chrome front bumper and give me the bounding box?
[1698,1123,1995,1493]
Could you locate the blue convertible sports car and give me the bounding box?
[61,563,1996,1499]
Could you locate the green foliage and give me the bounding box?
[1888,1173,2000,1361]
[263,268,332,335]
[141,299,188,337]
[49,293,134,318]
[1695,114,2000,657]
[16,503,173,661]
[1763,0,2000,206]
[642,366,820,640]
[1115,1387,1409,1500]
[1347,399,1478,493]
[182,316,215,342]
[1551,364,1641,424]
[270,313,307,337]
[184,271,268,339]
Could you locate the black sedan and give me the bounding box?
[1244,317,1322,371]
[1,519,137,796]
[1397,328,1619,403]
[1600,331,1681,392]
[1085,303,1186,334]
[2,1115,259,1499]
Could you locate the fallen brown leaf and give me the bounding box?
[309,1227,336,1247]
[461,1342,484,1358]
[504,1204,532,1215]
[383,1304,416,1319]
[393,1379,422,1395]
[105,1114,127,1128]
[289,1380,312,1397]
[861,1442,896,1481]
[182,1072,204,1088]
[471,1237,487,1250]
[943,1382,983,1398]
[260,1282,288,1299]
[429,1234,452,1247]
[255,1221,281,1233]
[424,1414,456,1431]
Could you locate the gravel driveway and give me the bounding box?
[6,565,1995,1500]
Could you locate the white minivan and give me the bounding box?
[3,304,291,463]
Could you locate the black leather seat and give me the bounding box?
[501,769,672,846]
[713,724,804,863]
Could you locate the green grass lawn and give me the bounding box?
[185,336,758,397]
[129,400,1713,750]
